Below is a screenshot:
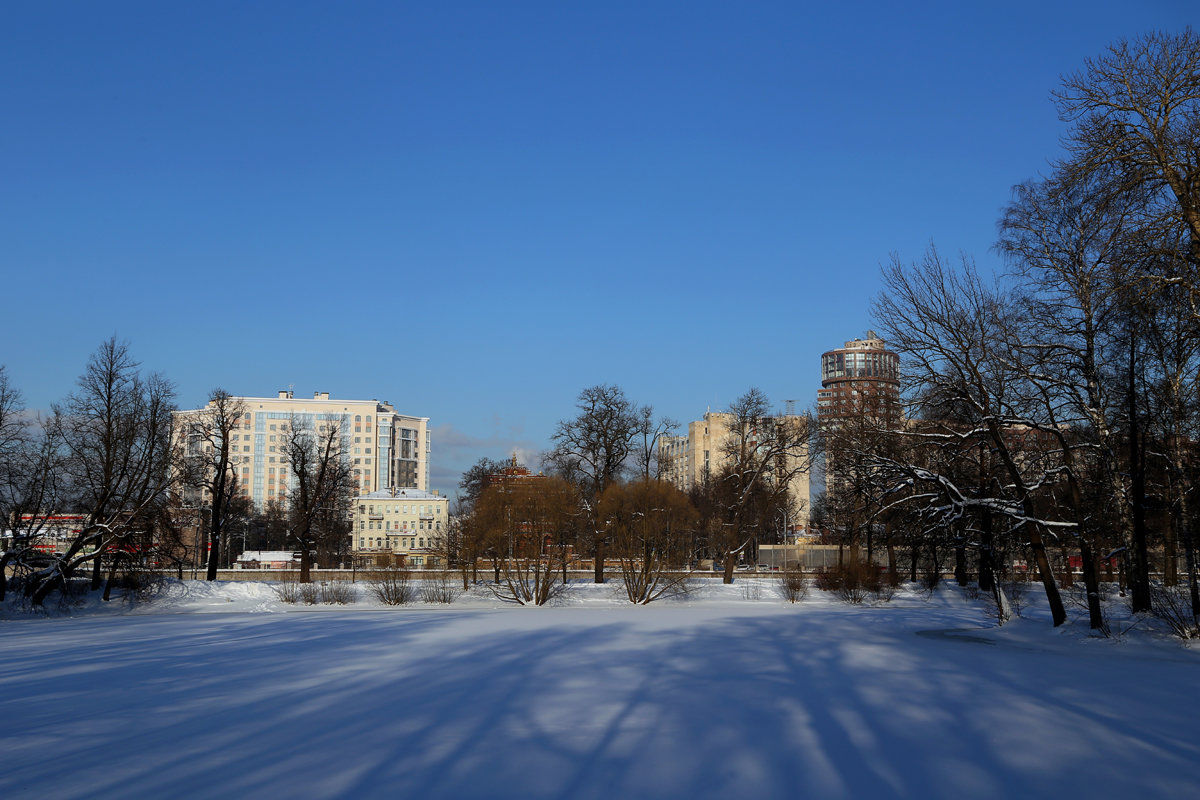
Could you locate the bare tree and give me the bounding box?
[179,389,248,581]
[280,412,354,582]
[546,384,639,498]
[709,389,816,584]
[0,369,67,601]
[633,405,679,480]
[475,476,577,605]
[874,250,1069,626]
[998,169,1152,626]
[0,366,23,467]
[458,456,514,508]
[820,388,904,572]
[1054,29,1200,269]
[598,478,697,603]
[1055,34,1200,610]
[1141,283,1200,621]
[545,384,642,583]
[16,339,177,606]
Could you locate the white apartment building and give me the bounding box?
[351,487,448,567]
[659,411,811,528]
[174,390,430,508]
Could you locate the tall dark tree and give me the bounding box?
[180,389,249,581]
[0,368,67,601]
[545,384,639,499]
[23,339,176,605]
[875,250,1069,626]
[1054,29,1200,268]
[544,384,643,583]
[997,171,1142,627]
[281,413,354,582]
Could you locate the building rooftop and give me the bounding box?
[357,488,443,501]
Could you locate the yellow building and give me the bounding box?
[351,487,449,567]
[174,390,430,508]
[659,411,811,528]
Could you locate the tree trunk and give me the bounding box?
[1127,346,1152,613]
[102,554,123,602]
[1181,518,1200,621]
[206,530,220,581]
[593,535,605,583]
[954,537,968,587]
[1079,538,1105,630]
[90,554,104,591]
[723,551,736,585]
[1027,524,1067,626]
[299,547,312,583]
[1164,514,1179,586]
[978,511,995,593]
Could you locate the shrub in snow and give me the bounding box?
[1004,579,1029,617]
[1150,583,1200,640]
[298,583,320,605]
[814,561,885,605]
[780,567,808,603]
[489,557,562,605]
[871,572,900,603]
[318,581,356,605]
[615,556,691,604]
[919,570,941,595]
[421,572,458,604]
[274,576,302,604]
[114,570,169,605]
[369,570,415,605]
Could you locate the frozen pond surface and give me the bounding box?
[2,579,1197,799]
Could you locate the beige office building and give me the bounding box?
[174,390,430,508]
[351,487,448,567]
[659,411,811,529]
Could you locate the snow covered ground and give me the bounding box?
[2,578,1197,799]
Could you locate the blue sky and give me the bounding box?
[1,1,1193,493]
